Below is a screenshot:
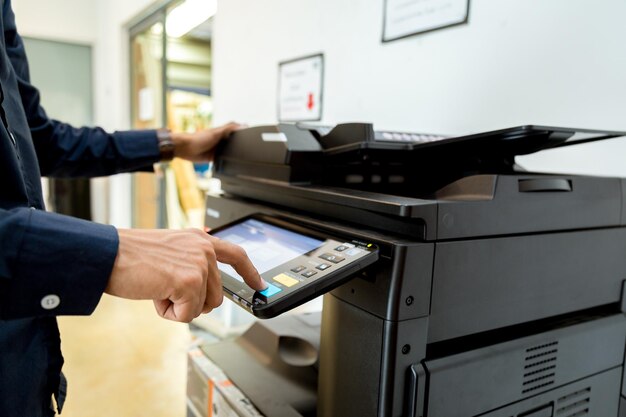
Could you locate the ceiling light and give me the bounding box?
[166,0,217,38]
[150,22,163,35]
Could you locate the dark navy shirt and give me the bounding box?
[0,0,161,415]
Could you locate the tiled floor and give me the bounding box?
[57,295,191,417]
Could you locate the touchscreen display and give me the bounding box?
[212,219,324,282]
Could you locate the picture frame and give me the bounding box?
[382,0,470,43]
[277,53,324,122]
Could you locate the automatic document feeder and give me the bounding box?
[202,123,626,417]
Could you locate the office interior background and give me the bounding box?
[12,0,626,416]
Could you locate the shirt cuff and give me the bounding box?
[0,210,119,319]
[113,129,161,171]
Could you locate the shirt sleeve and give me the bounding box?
[2,0,161,178]
[0,208,118,319]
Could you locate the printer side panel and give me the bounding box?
[318,293,384,417]
[474,369,621,417]
[319,244,434,417]
[621,343,626,417]
[428,228,626,343]
[437,175,622,239]
[318,295,431,417]
[424,314,626,416]
[329,244,435,322]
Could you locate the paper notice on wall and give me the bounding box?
[383,0,469,41]
[138,87,155,121]
[278,54,323,122]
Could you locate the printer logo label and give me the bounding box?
[261,133,288,143]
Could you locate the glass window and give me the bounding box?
[130,2,213,229]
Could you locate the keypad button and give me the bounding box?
[273,273,299,287]
[319,253,345,263]
[345,248,363,257]
[301,270,317,278]
[290,265,306,273]
[259,283,282,298]
[334,245,350,252]
[316,263,332,271]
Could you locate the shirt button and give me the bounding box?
[41,294,61,310]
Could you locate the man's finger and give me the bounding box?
[211,238,266,291]
[204,254,223,310]
[154,299,197,323]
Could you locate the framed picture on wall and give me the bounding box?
[278,53,324,122]
[382,0,470,42]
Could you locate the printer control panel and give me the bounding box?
[210,215,379,318]
[255,241,372,301]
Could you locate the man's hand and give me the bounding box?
[171,122,241,162]
[106,228,266,323]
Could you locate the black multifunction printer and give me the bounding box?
[203,123,626,417]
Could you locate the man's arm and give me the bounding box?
[0,0,264,322]
[0,208,117,318]
[0,208,266,322]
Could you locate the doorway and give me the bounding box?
[129,0,214,229]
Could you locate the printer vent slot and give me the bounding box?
[555,387,591,417]
[523,364,556,378]
[521,341,559,395]
[525,341,558,353]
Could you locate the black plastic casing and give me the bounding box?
[203,123,626,417]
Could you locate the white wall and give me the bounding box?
[212,0,626,177]
[12,0,98,44]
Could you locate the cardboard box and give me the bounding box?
[187,348,264,417]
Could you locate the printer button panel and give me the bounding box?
[319,253,345,263]
[301,270,318,278]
